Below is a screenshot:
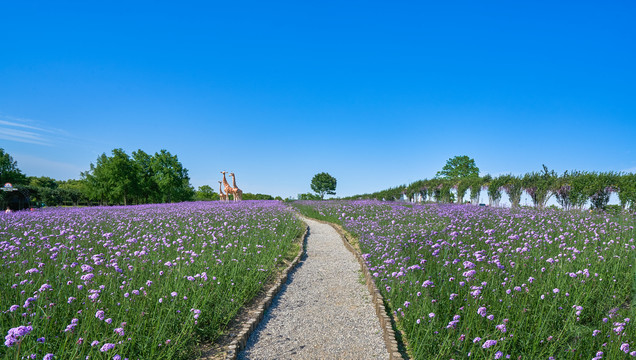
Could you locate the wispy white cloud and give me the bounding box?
[0,115,72,146]
[0,127,51,145]
[622,167,636,174]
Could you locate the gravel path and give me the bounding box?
[238,217,388,360]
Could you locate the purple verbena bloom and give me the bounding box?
[4,325,33,347]
[100,343,115,352]
[621,343,630,353]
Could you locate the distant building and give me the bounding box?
[1,183,31,211]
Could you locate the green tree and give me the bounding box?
[436,155,480,180]
[59,179,89,206]
[455,178,471,204]
[468,177,483,204]
[109,148,139,205]
[82,153,114,205]
[81,149,139,205]
[617,173,636,210]
[195,185,219,201]
[500,174,523,208]
[0,148,27,185]
[566,170,589,209]
[522,165,557,209]
[487,175,505,206]
[132,149,160,204]
[151,150,194,203]
[27,176,60,206]
[585,171,619,211]
[298,192,322,200]
[310,172,337,199]
[242,193,275,200]
[29,176,58,189]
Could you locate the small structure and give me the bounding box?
[1,183,31,211]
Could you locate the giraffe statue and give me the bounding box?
[229,172,243,201]
[221,171,237,201]
[218,181,228,201]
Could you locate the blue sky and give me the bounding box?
[1,1,635,199]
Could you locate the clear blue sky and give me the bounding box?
[1,1,635,199]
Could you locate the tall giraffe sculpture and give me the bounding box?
[221,171,237,201]
[218,181,228,202]
[229,172,243,201]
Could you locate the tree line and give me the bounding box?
[345,158,636,211]
[1,148,280,207]
[1,148,195,206]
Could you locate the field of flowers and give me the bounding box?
[1,201,304,360]
[294,201,636,359]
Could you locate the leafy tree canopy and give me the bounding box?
[310,172,337,199]
[82,148,194,205]
[0,148,27,185]
[195,185,219,201]
[436,155,479,180]
[29,176,58,189]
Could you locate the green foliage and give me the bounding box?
[82,148,194,205]
[618,173,636,209]
[298,192,322,200]
[567,170,589,209]
[195,185,219,201]
[486,175,506,206]
[432,179,455,203]
[585,171,619,210]
[58,179,89,205]
[405,180,427,201]
[500,174,523,208]
[242,193,276,200]
[468,177,483,204]
[310,172,337,199]
[133,149,160,203]
[29,176,58,189]
[435,155,480,180]
[0,148,27,185]
[456,178,472,203]
[345,161,635,212]
[522,165,557,209]
[151,150,194,203]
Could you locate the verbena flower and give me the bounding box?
[100,343,115,352]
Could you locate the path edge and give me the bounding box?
[198,224,309,360]
[304,216,405,360]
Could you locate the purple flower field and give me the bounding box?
[1,201,303,360]
[294,200,636,359]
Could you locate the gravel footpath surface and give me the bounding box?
[238,217,389,360]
